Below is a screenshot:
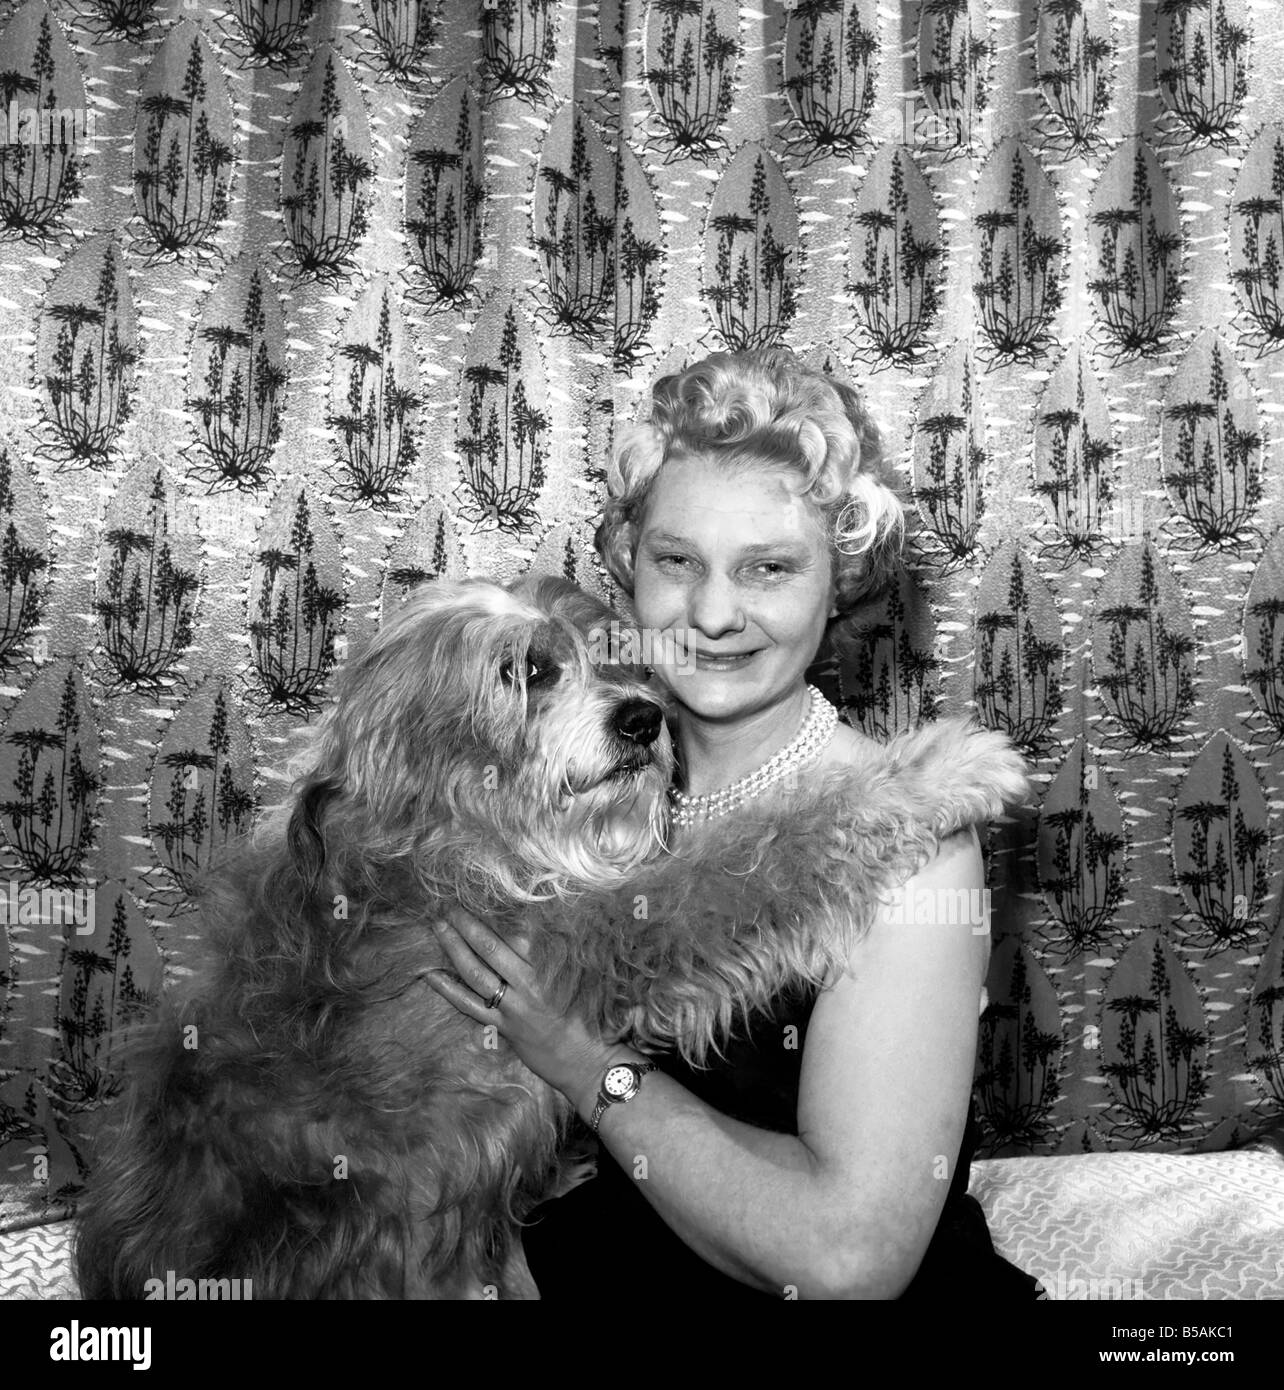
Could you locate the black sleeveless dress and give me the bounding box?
[522,980,1044,1301]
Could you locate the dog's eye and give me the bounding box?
[500,654,553,686]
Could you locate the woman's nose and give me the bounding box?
[688,573,744,637]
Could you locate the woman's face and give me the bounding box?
[631,451,835,721]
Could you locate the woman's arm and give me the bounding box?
[431,824,989,1300]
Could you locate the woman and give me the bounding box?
[428,349,1042,1300]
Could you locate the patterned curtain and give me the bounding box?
[0,0,1283,1213]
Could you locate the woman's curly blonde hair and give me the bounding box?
[595,348,906,614]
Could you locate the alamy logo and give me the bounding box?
[1041,1269,1145,1300]
[0,879,94,932]
[50,1322,151,1370]
[143,1271,253,1300]
[879,885,991,933]
[587,623,697,675]
[4,102,94,153]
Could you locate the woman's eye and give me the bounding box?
[753,561,790,576]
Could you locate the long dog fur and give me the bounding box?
[539,715,1033,1065]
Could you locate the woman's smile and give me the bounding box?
[694,647,760,672]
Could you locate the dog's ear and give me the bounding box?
[510,574,618,632]
[286,779,333,898]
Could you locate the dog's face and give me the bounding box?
[305,574,674,896]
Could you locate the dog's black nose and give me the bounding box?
[614,700,663,745]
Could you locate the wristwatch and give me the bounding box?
[588,1060,657,1134]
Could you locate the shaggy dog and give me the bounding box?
[74,573,1031,1300]
[75,574,674,1300]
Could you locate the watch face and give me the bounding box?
[604,1064,636,1098]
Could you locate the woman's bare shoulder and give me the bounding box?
[815,720,882,773]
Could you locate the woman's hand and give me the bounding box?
[425,907,617,1114]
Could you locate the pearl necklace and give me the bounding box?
[668,685,839,827]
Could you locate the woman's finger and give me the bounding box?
[443,907,535,984]
[432,919,504,1000]
[425,969,499,1023]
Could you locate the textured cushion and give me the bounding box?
[0,1220,76,1300]
[968,1142,1284,1299]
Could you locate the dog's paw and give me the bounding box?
[891,715,1033,820]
